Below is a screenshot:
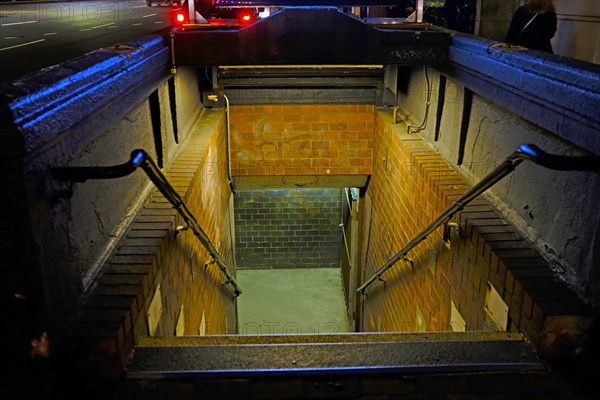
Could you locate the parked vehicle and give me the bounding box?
[172,0,262,26]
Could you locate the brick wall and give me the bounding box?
[359,111,592,356]
[234,188,342,269]
[61,110,237,379]
[229,104,374,177]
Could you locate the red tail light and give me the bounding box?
[239,12,255,25]
[171,9,187,26]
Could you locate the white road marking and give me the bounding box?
[90,22,115,29]
[0,10,36,14]
[132,23,142,26]
[154,21,163,24]
[1,20,37,27]
[43,32,58,36]
[0,11,35,16]
[81,22,115,32]
[4,36,21,40]
[0,38,45,52]
[143,13,157,18]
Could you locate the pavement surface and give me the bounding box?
[0,0,176,83]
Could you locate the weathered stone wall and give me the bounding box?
[1,37,180,352]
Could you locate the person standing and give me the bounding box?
[505,0,557,53]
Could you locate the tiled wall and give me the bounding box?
[234,188,342,269]
[62,111,237,378]
[229,104,374,177]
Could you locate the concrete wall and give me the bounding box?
[476,0,521,41]
[553,0,600,64]
[234,188,342,269]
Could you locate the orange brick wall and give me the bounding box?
[230,104,374,177]
[359,112,592,356]
[360,112,453,332]
[62,111,236,378]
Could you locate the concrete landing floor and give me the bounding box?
[236,268,350,335]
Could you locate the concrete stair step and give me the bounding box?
[126,332,545,379]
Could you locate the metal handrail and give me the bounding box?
[52,150,242,297]
[357,143,600,294]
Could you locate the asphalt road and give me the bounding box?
[0,0,177,83]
